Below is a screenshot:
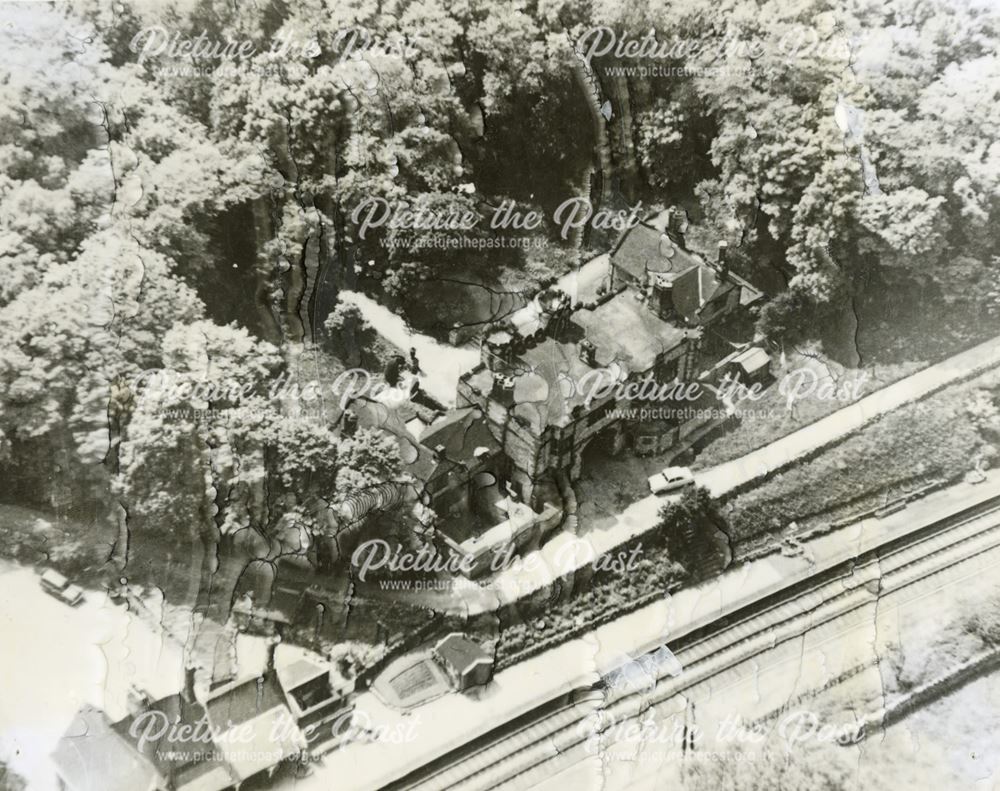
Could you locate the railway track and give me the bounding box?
[385,494,1000,791]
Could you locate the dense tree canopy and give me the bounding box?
[1,0,998,550]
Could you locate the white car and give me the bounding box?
[40,568,85,606]
[647,466,695,495]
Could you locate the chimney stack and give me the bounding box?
[650,274,676,322]
[717,241,729,276]
[482,328,515,371]
[665,207,687,249]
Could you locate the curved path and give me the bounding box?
[339,291,480,407]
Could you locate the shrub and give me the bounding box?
[323,301,374,367]
[657,486,730,579]
[964,591,1000,646]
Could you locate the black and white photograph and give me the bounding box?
[2,0,1000,789]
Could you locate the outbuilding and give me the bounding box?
[431,633,493,691]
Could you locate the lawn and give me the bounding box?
[691,347,922,469]
[722,367,1000,551]
[574,348,923,521]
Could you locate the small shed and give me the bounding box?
[727,346,772,385]
[432,633,493,691]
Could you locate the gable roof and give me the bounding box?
[203,672,303,782]
[433,633,492,676]
[611,217,765,321]
[112,694,236,791]
[670,264,731,324]
[52,705,163,791]
[610,223,704,283]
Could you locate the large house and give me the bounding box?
[325,208,767,575]
[455,208,765,508]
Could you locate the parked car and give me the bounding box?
[647,466,695,495]
[40,569,85,606]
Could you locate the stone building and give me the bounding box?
[324,208,766,570]
[456,208,765,508]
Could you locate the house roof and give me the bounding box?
[278,658,330,692]
[462,332,622,433]
[203,672,302,782]
[52,705,163,791]
[572,289,689,373]
[112,694,237,791]
[611,216,765,318]
[418,407,501,480]
[731,346,770,374]
[433,633,492,676]
[515,336,618,428]
[204,672,288,726]
[461,223,760,435]
[670,264,738,324]
[610,223,704,283]
[54,676,309,791]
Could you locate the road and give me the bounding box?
[333,303,1000,614]
[0,565,186,789]
[0,565,276,790]
[448,331,1000,614]
[3,478,997,791]
[282,475,1000,791]
[6,328,999,788]
[698,331,1000,497]
[394,488,1000,791]
[529,519,1000,791]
